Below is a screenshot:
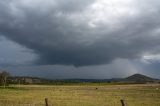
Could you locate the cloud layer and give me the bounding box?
[0,0,160,66]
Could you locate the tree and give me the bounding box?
[0,71,10,88]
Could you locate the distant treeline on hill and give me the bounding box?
[8,77,114,85]
[8,76,85,85]
[0,71,160,85]
[8,74,160,85]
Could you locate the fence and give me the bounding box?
[44,98,126,106]
[0,98,126,106]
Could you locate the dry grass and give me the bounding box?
[0,84,160,106]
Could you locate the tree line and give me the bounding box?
[0,71,10,88]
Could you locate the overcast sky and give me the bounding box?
[0,0,160,79]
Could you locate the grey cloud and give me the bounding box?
[4,59,138,79]
[1,0,160,66]
[131,59,160,79]
[0,36,37,67]
[55,0,95,12]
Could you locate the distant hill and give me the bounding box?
[124,74,157,83]
[8,74,160,85]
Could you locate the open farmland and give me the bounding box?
[0,84,160,106]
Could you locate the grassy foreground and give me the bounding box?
[0,84,160,106]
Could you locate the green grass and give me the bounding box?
[0,84,160,106]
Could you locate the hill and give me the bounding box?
[8,74,160,85]
[124,74,157,83]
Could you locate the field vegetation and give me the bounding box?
[0,84,160,106]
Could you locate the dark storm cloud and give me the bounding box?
[1,0,160,66]
[0,36,37,67]
[5,59,138,79]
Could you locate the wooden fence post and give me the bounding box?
[120,99,126,106]
[45,98,48,106]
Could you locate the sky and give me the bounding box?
[0,0,160,79]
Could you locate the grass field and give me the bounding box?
[0,84,160,106]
